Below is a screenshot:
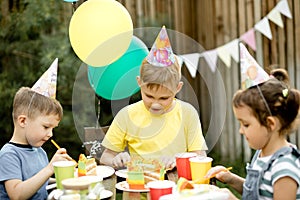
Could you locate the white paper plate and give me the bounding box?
[75,165,115,179]
[100,189,113,199]
[115,169,127,179]
[97,165,115,179]
[159,184,229,200]
[46,183,57,191]
[115,181,149,192]
[47,189,113,200]
[159,191,229,200]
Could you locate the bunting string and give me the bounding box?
[178,0,292,76]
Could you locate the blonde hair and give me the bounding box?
[12,87,63,123]
[140,58,181,92]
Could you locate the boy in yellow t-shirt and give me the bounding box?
[100,26,207,170]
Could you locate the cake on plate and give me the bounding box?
[126,158,164,189]
[177,177,194,191]
[77,154,97,176]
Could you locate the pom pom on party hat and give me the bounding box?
[146,26,176,67]
[31,58,58,99]
[240,43,270,89]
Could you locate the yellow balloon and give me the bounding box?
[69,0,133,67]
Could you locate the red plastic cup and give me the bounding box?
[147,180,175,200]
[175,152,197,180]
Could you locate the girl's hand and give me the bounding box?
[112,152,131,169]
[205,165,233,184]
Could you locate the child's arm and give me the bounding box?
[205,165,245,194]
[273,176,298,199]
[191,150,207,157]
[4,148,72,200]
[100,148,130,169]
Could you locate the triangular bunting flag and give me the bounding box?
[267,8,284,28]
[202,49,218,72]
[240,28,256,51]
[275,0,292,19]
[181,53,200,78]
[254,17,272,40]
[31,58,58,99]
[217,45,231,68]
[226,39,239,63]
[175,55,183,68]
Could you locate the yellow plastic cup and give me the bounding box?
[189,156,213,184]
[53,161,76,189]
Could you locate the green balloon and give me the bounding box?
[88,36,149,100]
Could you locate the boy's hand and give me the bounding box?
[161,156,176,170]
[112,152,130,169]
[48,148,74,172]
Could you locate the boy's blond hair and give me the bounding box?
[140,58,181,92]
[12,87,63,123]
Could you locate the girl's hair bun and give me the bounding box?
[270,68,290,86]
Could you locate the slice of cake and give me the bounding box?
[144,171,161,183]
[177,177,194,191]
[126,157,164,189]
[127,171,145,190]
[77,154,97,176]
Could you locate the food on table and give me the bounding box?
[176,177,194,191]
[144,171,161,183]
[126,157,165,189]
[126,171,145,190]
[77,154,97,176]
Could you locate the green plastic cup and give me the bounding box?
[53,161,76,189]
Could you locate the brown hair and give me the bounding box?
[139,58,181,92]
[270,68,290,86]
[12,87,63,123]
[233,71,300,136]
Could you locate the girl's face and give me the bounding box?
[25,114,60,147]
[140,84,176,115]
[233,105,271,150]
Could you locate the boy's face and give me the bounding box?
[25,114,60,147]
[139,84,176,115]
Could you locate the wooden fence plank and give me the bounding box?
[254,0,264,67]
[294,0,300,146]
[268,0,278,66]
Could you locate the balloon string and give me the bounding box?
[96,99,100,128]
[72,2,76,13]
[87,66,96,89]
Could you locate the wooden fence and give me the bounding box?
[116,0,300,162]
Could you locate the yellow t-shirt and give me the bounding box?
[101,99,207,159]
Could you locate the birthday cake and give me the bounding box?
[126,158,164,189]
[77,154,97,176]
